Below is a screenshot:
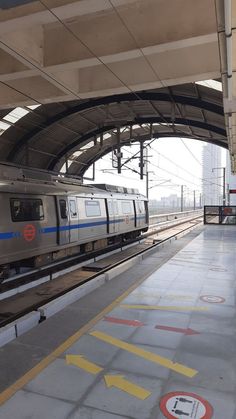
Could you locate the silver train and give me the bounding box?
[0,167,148,282]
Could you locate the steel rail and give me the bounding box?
[0,216,202,328]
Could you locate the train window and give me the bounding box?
[137,201,144,213]
[10,198,44,222]
[69,200,77,218]
[136,201,141,214]
[85,200,101,217]
[114,201,118,215]
[108,201,113,215]
[59,199,67,219]
[121,201,132,214]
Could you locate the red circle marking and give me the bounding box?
[23,224,36,242]
[159,391,213,419]
[200,295,225,304]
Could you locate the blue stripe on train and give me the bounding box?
[40,216,146,234]
[41,220,105,233]
[0,232,21,240]
[0,216,147,239]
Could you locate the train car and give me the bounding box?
[0,167,148,282]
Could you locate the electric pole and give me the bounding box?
[181,185,184,212]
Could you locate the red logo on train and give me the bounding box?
[23,224,36,242]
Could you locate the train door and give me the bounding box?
[135,200,142,228]
[107,199,115,234]
[145,201,149,224]
[121,200,134,230]
[69,197,79,242]
[136,200,146,228]
[107,199,119,234]
[113,199,119,233]
[57,197,70,245]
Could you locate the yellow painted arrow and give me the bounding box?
[90,331,198,378]
[66,355,103,374]
[104,374,151,400]
[120,304,208,312]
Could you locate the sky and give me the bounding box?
[83,79,226,203]
[84,137,226,203]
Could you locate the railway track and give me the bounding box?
[0,215,202,333]
[0,212,202,294]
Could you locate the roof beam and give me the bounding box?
[6,91,224,162]
[47,117,227,171]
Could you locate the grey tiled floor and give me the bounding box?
[0,225,236,418]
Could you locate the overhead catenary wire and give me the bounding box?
[99,147,195,189]
[115,140,223,190]
[96,149,205,204]
[149,143,223,189]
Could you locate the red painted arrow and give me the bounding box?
[155,325,200,335]
[104,316,145,327]
[103,316,200,335]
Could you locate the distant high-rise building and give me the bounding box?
[226,150,236,205]
[202,144,222,205]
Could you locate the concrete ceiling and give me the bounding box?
[0,0,220,107]
[1,0,234,175]
[215,0,236,172]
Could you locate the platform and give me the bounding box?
[0,225,235,419]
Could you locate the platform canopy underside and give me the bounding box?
[0,82,226,177]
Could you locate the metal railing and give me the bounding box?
[204,206,236,225]
[149,209,203,226]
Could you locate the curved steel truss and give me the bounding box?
[0,83,226,177]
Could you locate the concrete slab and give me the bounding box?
[188,313,236,336]
[39,274,106,319]
[110,344,175,380]
[0,390,74,419]
[130,326,183,350]
[180,333,236,359]
[121,294,162,305]
[16,312,40,337]
[108,306,191,326]
[0,342,50,392]
[174,351,236,392]
[69,406,130,418]
[25,358,97,402]
[0,323,16,348]
[90,319,137,341]
[83,371,163,419]
[1,225,236,418]
[64,334,119,365]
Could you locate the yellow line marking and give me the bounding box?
[104,374,151,400]
[120,304,208,312]
[90,331,198,378]
[0,264,159,407]
[66,355,103,374]
[133,293,193,300]
[165,296,192,300]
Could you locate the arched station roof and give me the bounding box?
[0,82,226,177]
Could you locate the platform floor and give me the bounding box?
[0,225,236,419]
